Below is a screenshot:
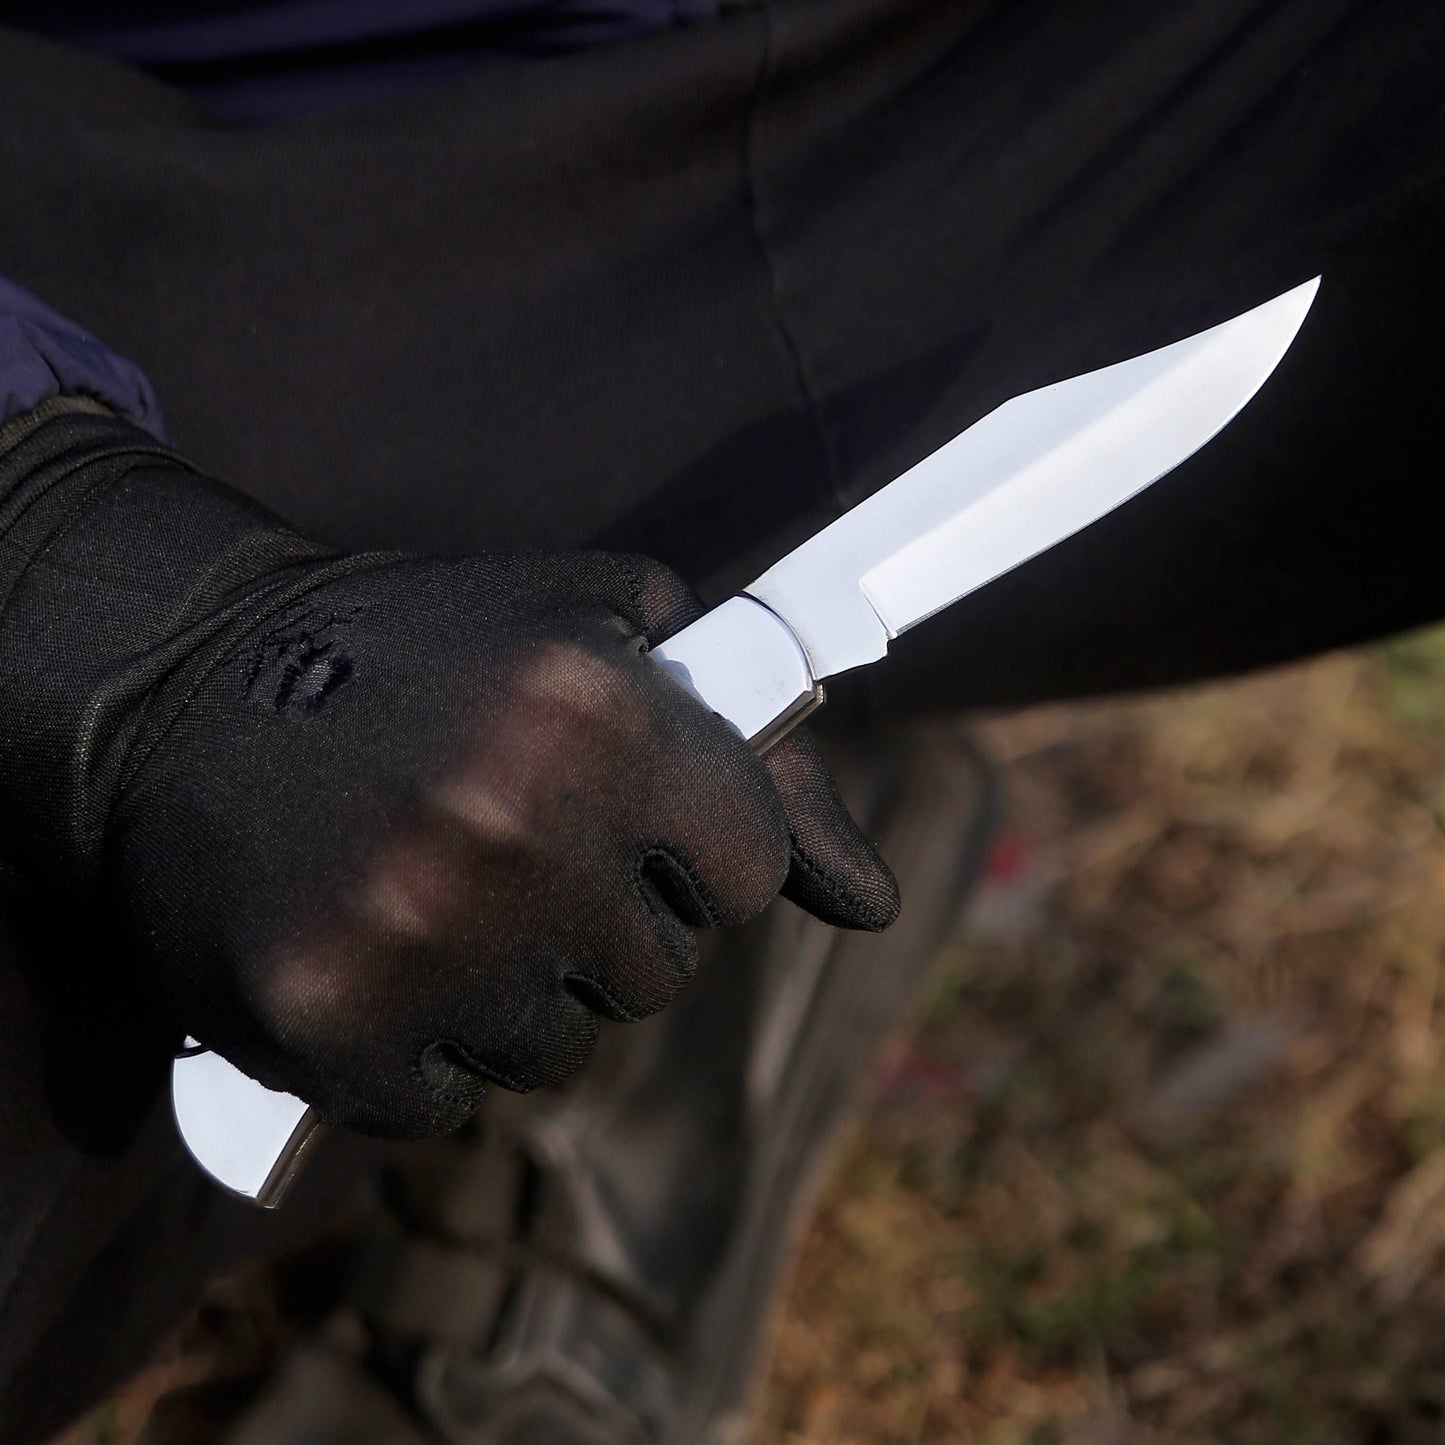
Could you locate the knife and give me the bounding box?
[172,277,1321,1206]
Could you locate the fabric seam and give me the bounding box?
[740,0,845,513]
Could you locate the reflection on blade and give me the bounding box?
[745,279,1320,681]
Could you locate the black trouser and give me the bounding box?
[2,0,1443,1438]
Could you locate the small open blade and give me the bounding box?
[171,278,1322,1209]
[746,279,1320,680]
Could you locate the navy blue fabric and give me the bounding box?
[0,277,166,441]
[16,0,721,122]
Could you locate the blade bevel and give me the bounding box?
[744,278,1320,681]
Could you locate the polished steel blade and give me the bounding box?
[746,278,1320,680]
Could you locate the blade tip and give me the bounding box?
[1243,275,1321,365]
[1278,275,1323,324]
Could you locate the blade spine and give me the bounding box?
[761,276,1321,606]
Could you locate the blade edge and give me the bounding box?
[865,277,1320,636]
[750,278,1321,680]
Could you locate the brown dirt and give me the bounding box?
[755,629,1445,1445]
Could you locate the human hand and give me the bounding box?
[0,409,897,1137]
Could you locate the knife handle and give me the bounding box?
[650,593,823,750]
[171,594,822,1206]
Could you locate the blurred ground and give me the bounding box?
[52,629,1445,1444]
[755,629,1445,1445]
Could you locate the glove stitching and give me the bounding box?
[562,971,651,1023]
[415,1038,532,1097]
[785,836,892,930]
[637,841,725,928]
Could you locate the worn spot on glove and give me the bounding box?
[242,605,362,717]
[276,641,352,717]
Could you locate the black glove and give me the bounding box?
[0,405,898,1137]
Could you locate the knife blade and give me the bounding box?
[172,277,1320,1205]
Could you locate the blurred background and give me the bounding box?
[57,624,1445,1444]
[756,627,1445,1444]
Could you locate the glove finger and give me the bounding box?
[560,857,702,1022]
[265,893,606,1133]
[634,715,794,924]
[763,730,901,932]
[434,986,603,1098]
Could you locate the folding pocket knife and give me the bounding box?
[173,278,1321,1206]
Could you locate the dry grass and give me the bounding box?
[756,629,1445,1445]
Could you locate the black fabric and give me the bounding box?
[0,409,896,1137]
[0,0,1443,1437]
[1,1,1443,707]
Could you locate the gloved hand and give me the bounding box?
[0,404,898,1137]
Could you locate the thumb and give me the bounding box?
[763,730,901,932]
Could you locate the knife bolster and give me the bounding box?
[650,594,822,754]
